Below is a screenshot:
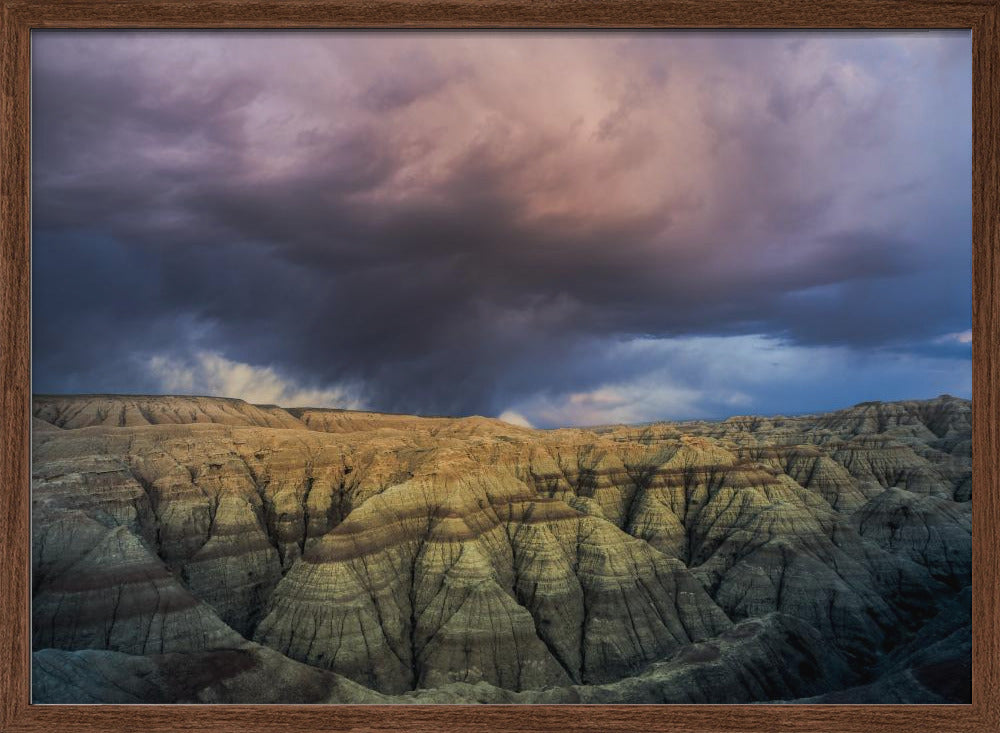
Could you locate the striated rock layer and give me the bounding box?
[31,393,972,703]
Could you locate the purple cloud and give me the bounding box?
[32,31,971,422]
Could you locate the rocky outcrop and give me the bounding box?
[254,478,731,692]
[31,394,972,704]
[792,586,971,704]
[33,614,849,705]
[32,642,385,704]
[33,521,242,655]
[33,394,305,429]
[852,488,971,586]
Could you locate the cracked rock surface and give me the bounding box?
[31,393,971,703]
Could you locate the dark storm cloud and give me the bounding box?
[32,32,971,421]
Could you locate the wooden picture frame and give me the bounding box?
[1,1,997,730]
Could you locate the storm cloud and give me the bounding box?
[32,31,971,426]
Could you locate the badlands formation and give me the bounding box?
[31,394,971,704]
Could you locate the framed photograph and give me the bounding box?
[2,1,997,731]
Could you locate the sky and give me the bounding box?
[32,31,972,428]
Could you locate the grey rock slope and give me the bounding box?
[31,394,972,704]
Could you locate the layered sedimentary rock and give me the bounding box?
[33,393,306,429]
[255,477,731,691]
[853,487,971,585]
[31,393,972,704]
[33,614,848,705]
[32,522,242,654]
[793,586,972,704]
[32,643,386,704]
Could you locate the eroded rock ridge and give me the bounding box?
[31,394,971,703]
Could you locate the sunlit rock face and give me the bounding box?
[31,394,971,704]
